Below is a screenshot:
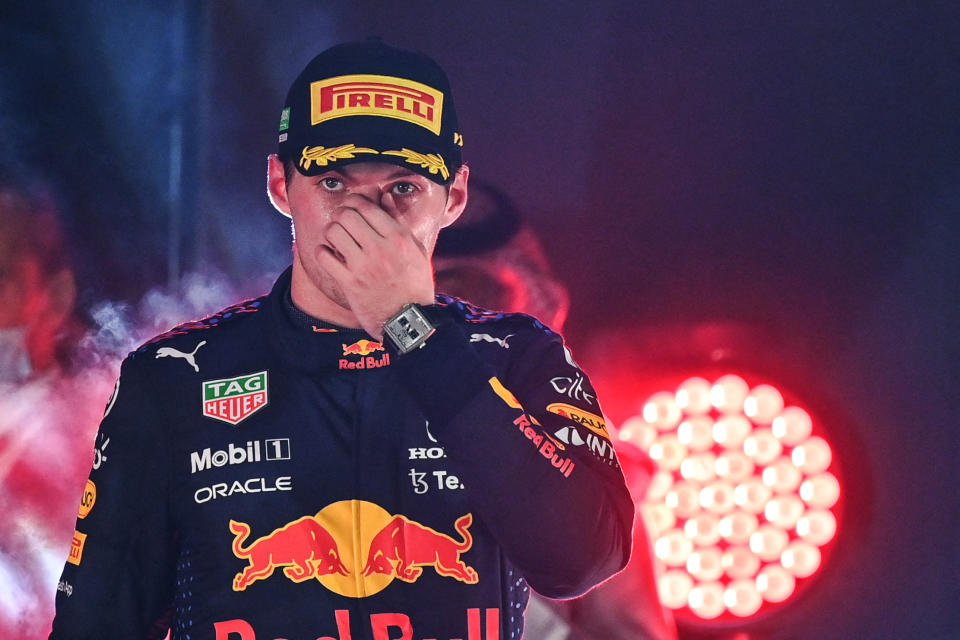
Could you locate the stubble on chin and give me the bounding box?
[295,244,352,311]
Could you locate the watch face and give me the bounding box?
[385,304,436,354]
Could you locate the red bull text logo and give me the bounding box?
[230,500,477,598]
[214,607,500,640]
[311,74,444,135]
[203,371,268,425]
[514,414,576,478]
[487,377,574,477]
[340,340,390,370]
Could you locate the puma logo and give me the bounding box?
[155,340,207,373]
[470,333,513,349]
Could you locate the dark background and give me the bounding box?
[2,1,957,638]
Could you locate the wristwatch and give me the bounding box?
[382,303,437,354]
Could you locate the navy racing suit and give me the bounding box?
[50,267,634,640]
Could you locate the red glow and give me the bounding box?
[620,375,840,622]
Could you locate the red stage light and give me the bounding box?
[617,374,841,622]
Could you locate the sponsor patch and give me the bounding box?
[156,340,207,373]
[310,74,444,135]
[312,326,338,333]
[342,339,384,356]
[190,439,291,474]
[554,426,620,467]
[68,531,87,566]
[339,339,390,370]
[279,107,290,132]
[57,580,73,597]
[547,402,609,439]
[78,479,96,519]
[489,377,522,409]
[470,333,513,349]
[549,371,596,405]
[213,608,500,640]
[514,414,575,477]
[194,476,292,504]
[92,434,110,470]
[230,501,476,598]
[202,371,269,425]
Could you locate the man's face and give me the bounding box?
[269,159,468,311]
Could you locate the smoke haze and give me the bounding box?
[0,269,263,638]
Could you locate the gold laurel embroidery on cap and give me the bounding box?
[382,149,450,180]
[299,144,379,170]
[453,132,464,147]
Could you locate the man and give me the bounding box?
[50,40,634,640]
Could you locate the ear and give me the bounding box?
[440,164,470,229]
[267,154,293,217]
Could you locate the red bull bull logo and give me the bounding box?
[362,513,478,584]
[230,500,477,598]
[342,339,385,356]
[340,340,390,370]
[230,516,349,591]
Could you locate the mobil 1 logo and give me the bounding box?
[190,438,292,474]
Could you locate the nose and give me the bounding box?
[348,181,378,198]
[346,183,394,211]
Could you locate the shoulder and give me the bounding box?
[126,294,268,364]
[433,293,564,351]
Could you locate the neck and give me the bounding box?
[289,260,363,329]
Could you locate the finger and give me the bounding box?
[315,243,351,281]
[331,206,383,249]
[324,222,363,265]
[339,193,401,238]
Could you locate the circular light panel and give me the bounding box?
[624,375,840,622]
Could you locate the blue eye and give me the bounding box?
[319,177,343,191]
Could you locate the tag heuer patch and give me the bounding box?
[202,371,268,425]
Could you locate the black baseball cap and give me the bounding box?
[277,39,463,184]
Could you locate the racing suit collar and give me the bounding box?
[265,266,385,374]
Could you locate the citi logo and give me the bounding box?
[190,439,291,474]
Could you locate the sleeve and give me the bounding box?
[49,356,176,639]
[391,315,635,599]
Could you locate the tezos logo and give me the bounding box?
[202,371,268,425]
